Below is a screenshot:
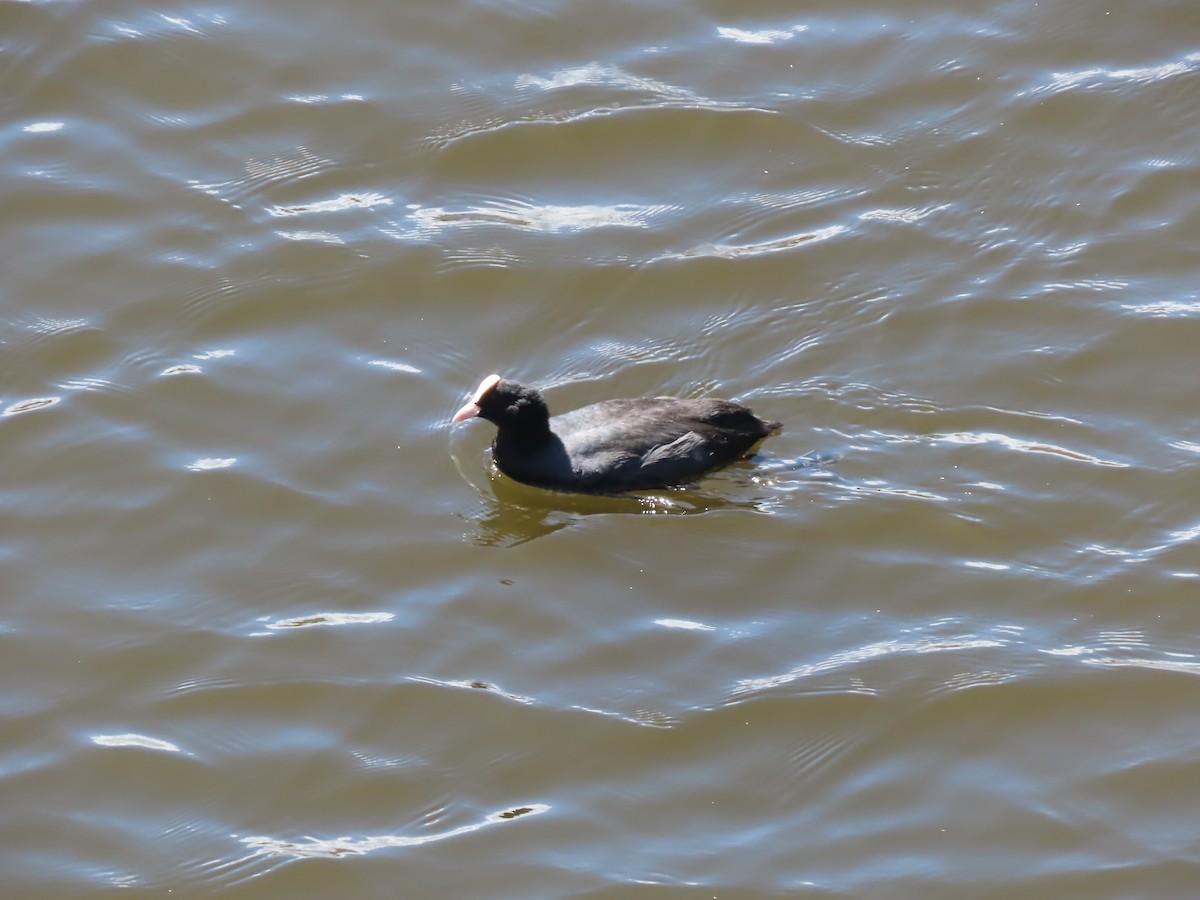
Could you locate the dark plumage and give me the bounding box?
[452,374,782,493]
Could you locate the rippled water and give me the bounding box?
[4,0,1200,895]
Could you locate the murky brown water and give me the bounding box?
[4,0,1200,895]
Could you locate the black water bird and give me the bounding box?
[452,374,782,493]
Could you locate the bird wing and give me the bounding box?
[639,430,709,468]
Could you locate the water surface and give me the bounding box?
[4,0,1200,895]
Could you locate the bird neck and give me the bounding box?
[497,409,552,448]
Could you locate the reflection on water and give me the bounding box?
[456,438,842,546]
[465,472,755,547]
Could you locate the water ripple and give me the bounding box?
[1029,50,1200,95]
[933,431,1128,467]
[189,146,332,209]
[730,630,1010,699]
[267,192,392,218]
[90,733,186,754]
[1121,299,1200,317]
[663,224,847,260]
[239,803,550,861]
[263,612,395,631]
[430,63,775,148]
[2,396,61,417]
[393,200,665,238]
[716,24,809,45]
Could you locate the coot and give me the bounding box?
[452,374,782,493]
